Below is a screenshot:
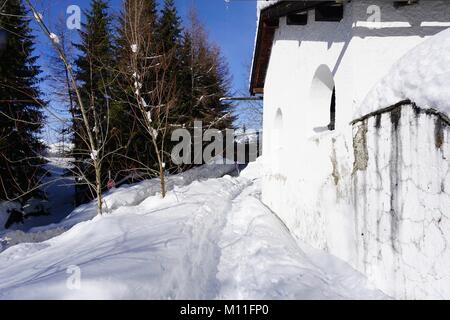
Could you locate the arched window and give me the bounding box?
[309,65,336,132]
[328,87,336,131]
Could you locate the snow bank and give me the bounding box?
[0,161,237,252]
[357,27,450,118]
[101,161,237,212]
[46,161,235,228]
[217,161,384,299]
[0,158,386,299]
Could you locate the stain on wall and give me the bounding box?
[351,103,450,299]
[353,120,369,173]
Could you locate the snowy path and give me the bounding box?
[217,179,382,299]
[23,158,75,231]
[0,160,386,299]
[0,158,75,251]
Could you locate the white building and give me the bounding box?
[250,0,450,299]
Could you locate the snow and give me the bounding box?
[234,128,260,144]
[217,163,383,299]
[0,160,237,252]
[357,27,450,118]
[23,158,75,230]
[33,11,43,22]
[47,142,73,156]
[49,33,60,44]
[1,158,74,233]
[90,150,98,160]
[257,0,280,18]
[0,158,75,251]
[150,128,158,138]
[0,158,386,299]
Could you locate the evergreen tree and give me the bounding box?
[0,0,46,202]
[178,9,234,131]
[110,0,160,182]
[157,0,182,53]
[156,0,183,106]
[72,0,114,204]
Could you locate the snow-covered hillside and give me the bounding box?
[0,159,386,299]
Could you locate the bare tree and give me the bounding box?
[24,0,110,215]
[116,0,178,198]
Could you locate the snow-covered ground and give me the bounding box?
[0,159,386,299]
[46,142,74,157]
[0,158,75,250]
[23,158,75,231]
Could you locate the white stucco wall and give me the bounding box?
[261,1,450,299]
[352,105,450,299]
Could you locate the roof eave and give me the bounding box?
[249,1,335,95]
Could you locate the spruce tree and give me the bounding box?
[0,0,46,202]
[157,0,182,53]
[156,0,183,105]
[178,9,234,131]
[72,0,113,204]
[154,0,186,170]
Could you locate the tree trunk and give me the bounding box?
[152,139,166,198]
[159,163,166,198]
[95,162,103,215]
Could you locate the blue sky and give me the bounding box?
[32,0,259,141]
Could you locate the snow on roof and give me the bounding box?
[257,0,280,16]
[357,27,450,118]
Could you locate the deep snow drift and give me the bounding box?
[358,27,450,117]
[0,159,386,299]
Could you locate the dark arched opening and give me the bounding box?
[328,87,336,131]
[310,65,336,133]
